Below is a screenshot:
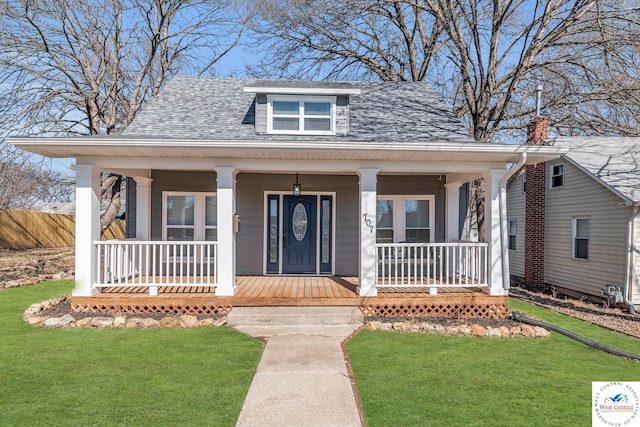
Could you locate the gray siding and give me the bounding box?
[255,94,267,134]
[235,173,360,276]
[506,172,526,278]
[544,159,631,298]
[150,171,217,240]
[125,177,137,239]
[336,95,349,135]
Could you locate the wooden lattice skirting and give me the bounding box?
[359,302,510,319]
[72,303,233,316]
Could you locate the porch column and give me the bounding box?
[359,168,379,297]
[133,176,152,240]
[73,164,100,296]
[484,169,508,296]
[214,167,238,296]
[445,182,462,242]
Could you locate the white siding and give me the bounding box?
[506,172,526,278]
[544,159,631,298]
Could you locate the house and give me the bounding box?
[507,116,640,310]
[10,76,562,317]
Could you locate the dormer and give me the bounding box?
[243,82,361,136]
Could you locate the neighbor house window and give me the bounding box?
[508,220,517,250]
[550,163,564,188]
[522,172,526,192]
[268,96,335,135]
[573,218,589,259]
[163,192,217,241]
[376,196,435,243]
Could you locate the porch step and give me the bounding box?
[227,306,363,327]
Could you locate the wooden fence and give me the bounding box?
[0,209,125,250]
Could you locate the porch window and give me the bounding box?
[550,163,564,188]
[573,218,589,259]
[376,196,435,243]
[268,95,335,135]
[163,192,217,241]
[508,220,517,250]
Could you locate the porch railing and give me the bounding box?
[95,240,218,294]
[376,242,488,291]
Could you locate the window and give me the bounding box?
[522,172,526,192]
[376,196,435,243]
[508,220,517,250]
[573,218,589,259]
[163,192,217,241]
[551,163,564,188]
[268,96,335,135]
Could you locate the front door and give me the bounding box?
[282,195,317,273]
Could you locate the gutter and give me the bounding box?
[498,153,527,290]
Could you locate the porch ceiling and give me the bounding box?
[9,137,565,165]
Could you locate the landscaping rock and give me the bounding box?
[160,317,180,328]
[520,324,537,337]
[213,316,227,327]
[199,318,215,327]
[45,314,75,328]
[180,315,199,328]
[91,317,114,328]
[471,324,487,337]
[76,318,93,327]
[27,315,49,326]
[498,326,511,337]
[534,326,551,337]
[140,318,160,328]
[125,318,144,328]
[113,316,127,328]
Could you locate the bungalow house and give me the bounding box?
[507,116,640,310]
[10,76,562,317]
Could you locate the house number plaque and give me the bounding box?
[362,214,374,233]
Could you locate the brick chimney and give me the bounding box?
[524,116,549,290]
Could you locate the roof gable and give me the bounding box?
[122,75,476,144]
[549,137,640,204]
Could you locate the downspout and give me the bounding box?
[624,206,640,314]
[498,153,527,290]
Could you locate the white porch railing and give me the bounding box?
[95,240,218,294]
[376,242,488,292]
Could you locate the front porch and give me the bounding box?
[71,275,509,319]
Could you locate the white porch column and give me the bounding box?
[73,164,100,296]
[359,168,379,297]
[445,182,462,242]
[133,176,152,240]
[484,169,508,296]
[214,167,237,296]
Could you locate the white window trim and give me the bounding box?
[376,195,436,243]
[162,191,217,241]
[508,219,517,251]
[267,95,336,135]
[550,163,564,189]
[572,217,589,260]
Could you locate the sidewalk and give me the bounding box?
[231,308,363,427]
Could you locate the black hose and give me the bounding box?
[510,311,640,362]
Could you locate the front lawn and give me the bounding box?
[347,300,640,427]
[0,281,263,426]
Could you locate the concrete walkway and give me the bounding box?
[229,307,363,427]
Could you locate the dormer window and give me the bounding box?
[268,96,335,135]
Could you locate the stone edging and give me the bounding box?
[23,296,227,329]
[365,320,550,337]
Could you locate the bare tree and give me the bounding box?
[0,142,73,210]
[250,0,640,140]
[250,0,640,239]
[0,0,245,232]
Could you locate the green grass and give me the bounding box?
[0,281,263,427]
[347,299,640,427]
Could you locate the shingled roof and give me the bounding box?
[122,75,476,144]
[550,136,640,204]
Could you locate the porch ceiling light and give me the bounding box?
[293,172,302,196]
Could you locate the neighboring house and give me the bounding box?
[10,76,561,314]
[507,116,640,309]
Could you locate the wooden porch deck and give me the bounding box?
[72,276,509,319]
